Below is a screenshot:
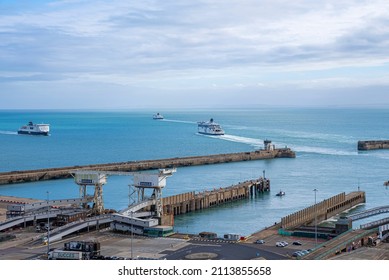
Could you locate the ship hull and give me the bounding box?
[198,131,224,136]
[18,130,49,136]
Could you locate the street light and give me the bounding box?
[131,212,133,260]
[313,188,318,246]
[46,191,50,257]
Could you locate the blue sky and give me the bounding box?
[1,0,389,109]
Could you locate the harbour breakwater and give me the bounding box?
[357,140,389,150]
[0,147,295,185]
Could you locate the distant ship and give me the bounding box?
[197,118,225,135]
[18,121,50,136]
[153,113,164,120]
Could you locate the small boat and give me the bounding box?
[197,118,225,135]
[17,121,50,136]
[276,190,285,196]
[153,113,164,120]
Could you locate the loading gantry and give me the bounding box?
[72,168,176,216]
[73,171,108,215]
[129,168,176,218]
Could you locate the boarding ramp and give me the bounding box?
[301,228,377,260]
[45,213,159,242]
[119,199,155,216]
[347,206,389,221]
[360,217,389,229]
[47,214,113,243]
[0,209,76,232]
[7,197,93,213]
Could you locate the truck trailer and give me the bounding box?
[48,250,83,260]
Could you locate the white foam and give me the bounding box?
[205,134,264,149]
[227,125,356,145]
[364,151,389,160]
[292,145,357,156]
[201,133,358,156]
[162,119,197,124]
[0,130,17,135]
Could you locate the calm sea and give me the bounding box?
[1,108,389,236]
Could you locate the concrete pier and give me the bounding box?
[161,178,270,222]
[0,148,295,185]
[358,140,389,150]
[280,191,365,230]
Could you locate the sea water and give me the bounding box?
[1,108,389,236]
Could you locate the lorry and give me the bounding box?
[47,241,100,260]
[223,233,241,241]
[48,250,83,260]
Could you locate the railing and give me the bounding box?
[360,217,389,229]
[311,228,377,260]
[348,206,389,221]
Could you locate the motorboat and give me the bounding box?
[276,190,285,196]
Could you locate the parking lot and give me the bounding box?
[243,226,327,259]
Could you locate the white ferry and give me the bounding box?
[18,121,50,136]
[153,113,164,120]
[197,118,225,135]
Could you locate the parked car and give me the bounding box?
[292,251,304,257]
[255,239,265,244]
[280,241,288,246]
[292,241,302,246]
[300,250,310,255]
[276,242,285,247]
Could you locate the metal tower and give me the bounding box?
[72,168,176,217]
[74,171,108,215]
[130,168,176,217]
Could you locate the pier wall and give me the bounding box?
[162,178,270,217]
[281,191,365,230]
[358,140,389,150]
[0,149,295,185]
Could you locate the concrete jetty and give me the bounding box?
[162,178,269,219]
[280,191,365,230]
[0,147,295,185]
[358,140,389,150]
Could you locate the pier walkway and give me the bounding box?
[301,228,378,260]
[347,205,389,221]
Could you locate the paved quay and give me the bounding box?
[0,196,42,223]
[1,221,388,260]
[0,193,387,260]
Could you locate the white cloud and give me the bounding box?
[0,0,389,108]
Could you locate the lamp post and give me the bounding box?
[313,188,318,246]
[131,212,133,260]
[46,191,50,257]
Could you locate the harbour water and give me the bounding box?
[1,108,389,236]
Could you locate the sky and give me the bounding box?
[1,0,389,109]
